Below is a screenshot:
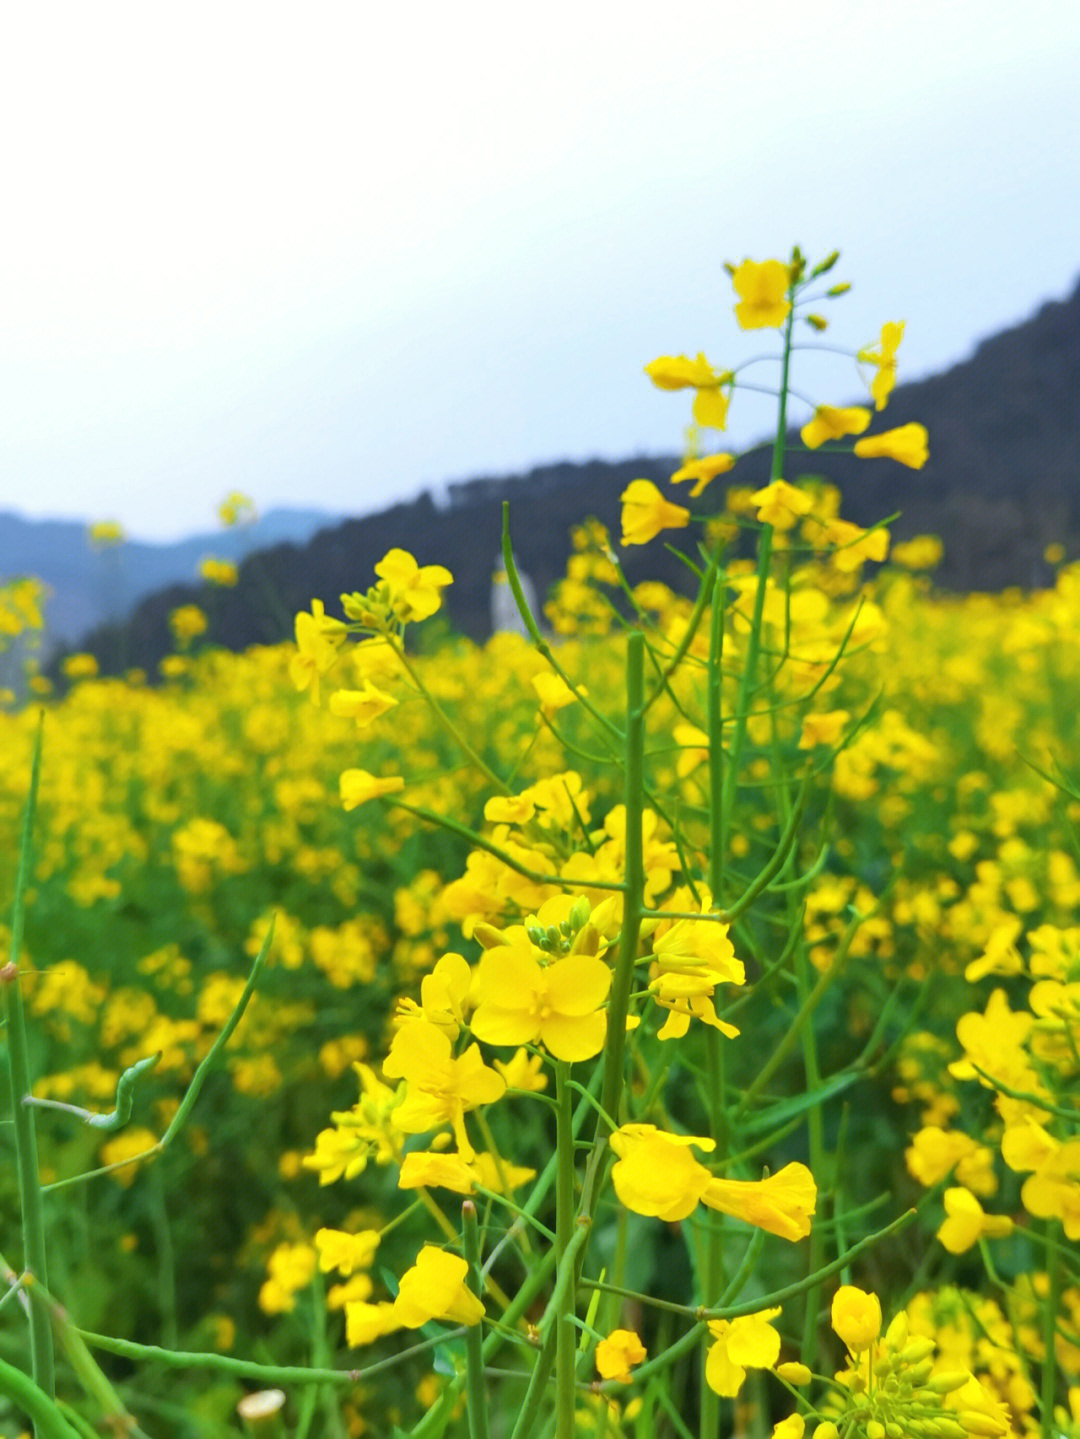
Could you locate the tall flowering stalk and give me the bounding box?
[279,246,948,1438]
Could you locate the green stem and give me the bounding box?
[554,1061,578,1439]
[718,290,796,859]
[2,717,55,1400]
[0,1358,80,1439]
[462,1201,491,1439]
[1041,1222,1061,1439]
[598,632,646,1139]
[701,551,727,1439]
[148,1162,179,1350]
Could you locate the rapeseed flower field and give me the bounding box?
[3,250,1080,1439]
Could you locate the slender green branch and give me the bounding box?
[24,1052,161,1130]
[598,632,645,1139]
[462,1201,491,1439]
[2,715,55,1397]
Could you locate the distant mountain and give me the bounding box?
[0,507,340,645]
[45,273,1080,683]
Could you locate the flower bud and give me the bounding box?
[900,1338,936,1366]
[867,1422,886,1439]
[907,1360,935,1387]
[884,1312,908,1352]
[926,1372,972,1396]
[929,1420,968,1439]
[955,1413,1008,1437]
[812,1424,839,1439]
[832,1286,882,1353]
[776,1363,812,1386]
[568,896,591,930]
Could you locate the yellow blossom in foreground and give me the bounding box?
[329,681,398,727]
[595,1329,647,1383]
[831,1285,882,1352]
[936,1188,1014,1254]
[314,1227,380,1276]
[471,937,611,1062]
[853,423,929,470]
[398,1147,537,1197]
[393,1246,484,1328]
[702,1163,816,1240]
[732,259,792,330]
[610,1125,717,1222]
[531,670,583,718]
[800,405,871,449]
[705,1307,782,1396]
[749,480,814,531]
[492,1047,548,1092]
[858,321,904,409]
[291,599,340,704]
[773,1417,805,1439]
[340,769,405,810]
[820,519,890,572]
[644,352,718,391]
[345,1299,401,1347]
[648,898,745,1041]
[670,452,736,498]
[620,480,691,547]
[382,1023,505,1159]
[374,548,453,623]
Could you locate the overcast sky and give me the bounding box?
[2,1,1077,543]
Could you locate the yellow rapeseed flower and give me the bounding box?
[853,423,929,470]
[382,1023,505,1158]
[374,549,453,623]
[168,604,208,644]
[670,452,736,498]
[731,259,792,330]
[857,322,904,410]
[619,480,691,547]
[199,557,239,586]
[705,1308,782,1396]
[471,935,611,1062]
[701,1163,816,1241]
[218,491,256,526]
[749,480,814,531]
[800,405,871,449]
[936,1188,1013,1254]
[291,599,341,705]
[595,1329,647,1383]
[831,1285,882,1352]
[314,1227,380,1276]
[329,681,398,727]
[393,1246,484,1328]
[609,1124,717,1222]
[340,769,405,810]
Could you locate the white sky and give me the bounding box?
[2,0,1078,541]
